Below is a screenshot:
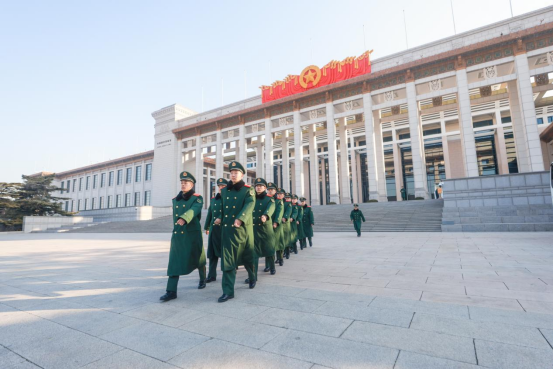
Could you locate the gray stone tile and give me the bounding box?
[313,301,414,327]
[0,310,68,347]
[170,338,313,369]
[469,306,553,329]
[411,313,550,349]
[475,339,553,369]
[123,302,208,327]
[369,296,469,319]
[239,292,325,313]
[250,307,352,337]
[421,292,524,311]
[99,321,208,361]
[81,349,180,369]
[394,351,480,369]
[343,284,422,300]
[180,298,271,320]
[9,328,122,369]
[179,313,285,349]
[261,329,398,369]
[295,289,375,305]
[341,321,476,364]
[0,350,42,369]
[518,300,553,315]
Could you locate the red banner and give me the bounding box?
[260,50,372,104]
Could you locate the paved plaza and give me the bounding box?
[1,232,553,368]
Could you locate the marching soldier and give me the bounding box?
[204,178,228,283]
[302,198,315,247]
[282,193,293,259]
[160,171,207,302]
[248,178,276,282]
[289,195,299,254]
[350,203,366,237]
[214,161,257,303]
[264,183,284,270]
[296,197,305,250]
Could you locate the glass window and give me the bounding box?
[125,193,131,206]
[66,181,70,193]
[116,194,122,208]
[109,171,114,186]
[86,176,90,190]
[423,128,441,136]
[100,173,106,188]
[384,148,397,201]
[476,135,498,176]
[473,119,493,128]
[107,195,112,209]
[501,116,512,124]
[64,201,69,211]
[126,168,132,184]
[398,133,411,140]
[77,199,81,211]
[145,164,152,181]
[79,178,83,191]
[504,132,519,174]
[134,192,140,206]
[537,118,544,125]
[144,190,151,206]
[135,166,142,182]
[73,179,77,192]
[60,181,64,194]
[99,196,104,209]
[71,200,74,212]
[93,174,98,189]
[548,116,553,124]
[117,169,123,185]
[84,198,88,210]
[91,197,96,210]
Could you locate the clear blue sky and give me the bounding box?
[0,0,550,183]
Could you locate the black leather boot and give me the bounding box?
[198,280,206,289]
[218,294,234,303]
[160,291,177,302]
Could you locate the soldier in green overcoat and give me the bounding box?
[302,199,315,247]
[247,178,275,282]
[204,178,228,283]
[214,161,257,303]
[264,183,284,270]
[282,193,293,259]
[296,197,305,250]
[350,203,366,237]
[160,171,207,302]
[289,195,299,255]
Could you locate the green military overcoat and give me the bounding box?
[289,204,298,245]
[281,199,293,250]
[220,182,256,271]
[302,205,314,238]
[204,194,222,259]
[350,209,366,232]
[167,192,206,276]
[296,205,305,240]
[253,192,275,257]
[272,197,285,251]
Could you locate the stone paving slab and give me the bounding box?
[0,232,552,368]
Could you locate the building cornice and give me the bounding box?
[55,150,154,178]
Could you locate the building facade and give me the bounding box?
[50,7,553,215]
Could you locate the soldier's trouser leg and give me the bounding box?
[166,276,179,292]
[199,265,206,281]
[276,250,283,261]
[244,262,256,282]
[208,257,218,279]
[308,237,312,246]
[252,257,259,281]
[222,269,236,296]
[266,256,275,271]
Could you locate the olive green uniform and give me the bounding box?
[302,205,315,247]
[269,195,285,266]
[219,182,256,296]
[281,198,293,258]
[253,192,275,280]
[289,203,299,253]
[296,205,305,250]
[204,194,223,280]
[166,191,206,292]
[350,209,366,236]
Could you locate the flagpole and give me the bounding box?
[509,0,513,17]
[450,0,457,34]
[403,10,408,49]
[363,24,366,51]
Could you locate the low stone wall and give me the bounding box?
[23,216,93,233]
[77,206,172,222]
[442,172,553,231]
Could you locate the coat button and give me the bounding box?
[174,231,177,234]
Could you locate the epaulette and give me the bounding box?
[211,197,215,199]
[267,194,273,197]
[244,184,251,187]
[193,193,201,196]
[307,206,311,207]
[172,197,176,200]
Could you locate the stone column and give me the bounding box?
[264,112,274,183]
[393,142,403,200]
[238,121,247,181]
[293,104,304,197]
[338,117,351,204]
[440,115,452,178]
[372,111,388,200]
[350,136,359,204]
[455,58,479,177]
[282,130,290,191]
[256,139,264,178]
[362,87,387,201]
[215,127,223,180]
[510,48,544,172]
[325,93,340,204]
[195,134,204,203]
[494,108,510,174]
[308,124,320,205]
[405,72,429,198]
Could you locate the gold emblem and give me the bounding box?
[299,65,322,89]
[231,162,236,167]
[183,172,187,176]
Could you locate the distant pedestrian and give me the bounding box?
[350,203,365,237]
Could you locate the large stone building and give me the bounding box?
[54,6,553,215]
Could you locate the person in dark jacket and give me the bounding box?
[350,203,366,237]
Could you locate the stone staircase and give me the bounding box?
[33,222,104,233]
[66,200,444,233]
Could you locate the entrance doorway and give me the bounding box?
[425,143,446,199]
[400,147,415,200]
[475,134,498,176]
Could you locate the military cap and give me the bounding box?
[179,171,196,183]
[228,161,245,174]
[353,203,359,207]
[216,178,228,186]
[284,192,291,198]
[254,178,268,187]
[267,182,277,190]
[277,188,285,194]
[299,197,306,201]
[292,194,298,200]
